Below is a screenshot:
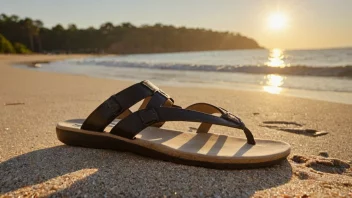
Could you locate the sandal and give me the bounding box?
[56,80,290,169]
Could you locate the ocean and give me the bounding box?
[20,48,352,104]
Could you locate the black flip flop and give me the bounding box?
[56,80,290,169]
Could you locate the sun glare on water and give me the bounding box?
[266,48,285,67]
[263,48,286,94]
[268,12,288,30]
[263,74,285,94]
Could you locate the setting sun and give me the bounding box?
[268,12,288,30]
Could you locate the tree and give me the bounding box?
[0,14,9,22]
[20,18,35,51]
[10,15,19,22]
[33,20,43,52]
[100,22,114,34]
[121,22,135,29]
[52,24,65,31]
[67,24,77,31]
[0,34,15,53]
[13,42,31,54]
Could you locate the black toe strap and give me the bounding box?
[186,103,227,133]
[186,103,245,134]
[110,107,256,145]
[81,80,173,132]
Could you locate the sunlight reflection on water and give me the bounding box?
[266,48,286,67]
[263,48,286,94]
[263,74,285,94]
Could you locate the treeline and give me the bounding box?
[0,13,262,54]
[0,34,31,54]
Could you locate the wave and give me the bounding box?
[75,60,352,78]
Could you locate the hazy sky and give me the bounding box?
[1,0,351,49]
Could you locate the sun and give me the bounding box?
[268,12,288,30]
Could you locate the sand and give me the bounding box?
[0,54,351,197]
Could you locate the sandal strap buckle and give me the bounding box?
[220,109,244,127]
[142,80,173,102]
[142,80,159,92]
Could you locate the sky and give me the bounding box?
[1,0,351,49]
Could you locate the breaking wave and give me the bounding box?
[75,60,352,78]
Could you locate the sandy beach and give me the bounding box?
[0,55,351,197]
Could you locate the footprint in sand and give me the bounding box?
[260,121,328,137]
[291,155,351,177]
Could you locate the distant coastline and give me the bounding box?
[0,13,263,55]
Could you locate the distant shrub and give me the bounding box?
[0,34,15,53]
[13,42,31,54]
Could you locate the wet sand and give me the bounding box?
[0,55,351,197]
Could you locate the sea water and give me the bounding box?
[20,48,352,104]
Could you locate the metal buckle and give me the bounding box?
[142,80,159,92]
[157,89,171,100]
[142,80,171,100]
[139,109,159,125]
[154,90,172,102]
[221,111,244,127]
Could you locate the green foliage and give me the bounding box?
[13,42,31,54]
[0,13,263,54]
[0,33,15,53]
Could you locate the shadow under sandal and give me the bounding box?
[56,80,291,169]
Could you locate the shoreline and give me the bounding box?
[15,55,352,105]
[1,55,352,197]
